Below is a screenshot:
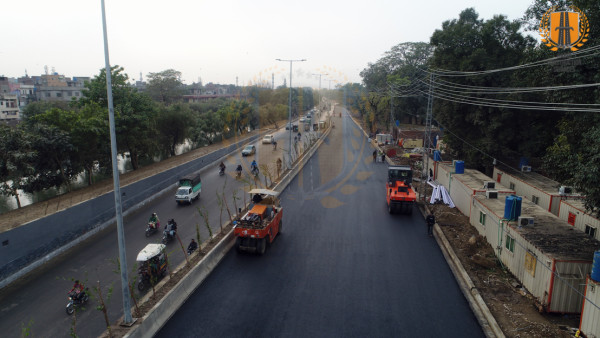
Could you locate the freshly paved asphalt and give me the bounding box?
[0,124,303,338]
[158,110,483,337]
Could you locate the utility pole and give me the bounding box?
[312,73,328,90]
[276,58,306,169]
[421,73,434,202]
[101,0,132,324]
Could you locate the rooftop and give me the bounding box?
[495,165,572,196]
[475,195,600,261]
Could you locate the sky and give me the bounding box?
[1,0,535,88]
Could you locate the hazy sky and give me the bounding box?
[2,0,534,88]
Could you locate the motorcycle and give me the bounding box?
[66,288,89,315]
[219,167,225,176]
[251,166,259,177]
[162,229,176,244]
[145,221,159,237]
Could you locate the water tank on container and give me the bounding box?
[519,157,529,170]
[433,150,442,162]
[592,251,600,282]
[455,160,464,174]
[504,195,522,221]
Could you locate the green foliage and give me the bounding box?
[146,69,185,105]
[429,8,538,170]
[0,125,36,208]
[156,103,193,156]
[27,124,79,193]
[20,318,34,337]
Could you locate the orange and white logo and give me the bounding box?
[539,6,589,51]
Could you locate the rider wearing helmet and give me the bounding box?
[219,161,226,171]
[251,160,258,172]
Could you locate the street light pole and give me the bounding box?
[311,73,328,90]
[101,0,132,324]
[276,58,306,169]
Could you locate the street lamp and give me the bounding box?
[311,73,328,90]
[276,58,306,169]
[101,0,132,325]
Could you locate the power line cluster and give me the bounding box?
[387,46,600,112]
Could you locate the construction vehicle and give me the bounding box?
[234,189,282,255]
[386,165,416,214]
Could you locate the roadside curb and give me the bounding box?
[120,118,334,337]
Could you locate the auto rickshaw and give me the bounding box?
[136,243,168,291]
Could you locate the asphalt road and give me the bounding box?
[158,109,483,337]
[0,121,315,338]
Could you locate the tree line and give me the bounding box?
[0,66,318,209]
[355,0,600,214]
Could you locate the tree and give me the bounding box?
[156,103,193,156]
[0,126,36,208]
[28,124,79,193]
[429,8,537,171]
[146,69,185,105]
[81,66,159,170]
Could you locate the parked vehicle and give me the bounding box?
[286,123,298,130]
[175,173,201,205]
[386,165,415,214]
[136,243,168,291]
[66,288,89,315]
[262,134,274,144]
[234,189,282,255]
[241,145,256,156]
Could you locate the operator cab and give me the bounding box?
[388,165,412,186]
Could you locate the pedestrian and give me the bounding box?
[429,168,434,181]
[426,213,435,237]
[373,149,377,162]
[380,152,385,163]
[276,158,282,178]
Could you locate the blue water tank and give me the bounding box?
[592,251,600,282]
[433,150,442,162]
[519,157,529,170]
[504,195,522,221]
[455,160,464,174]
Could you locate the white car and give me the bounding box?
[299,117,306,123]
[262,134,274,144]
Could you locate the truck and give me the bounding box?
[234,189,282,255]
[386,165,416,214]
[175,173,201,205]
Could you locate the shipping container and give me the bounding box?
[493,166,579,216]
[558,199,600,241]
[580,277,600,338]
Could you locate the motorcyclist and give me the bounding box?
[219,161,226,173]
[187,239,198,254]
[251,160,258,174]
[166,219,177,238]
[148,213,159,229]
[70,280,85,301]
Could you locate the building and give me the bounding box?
[558,198,600,240]
[434,161,600,313]
[493,166,580,216]
[35,74,89,102]
[0,94,20,120]
[580,274,600,337]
